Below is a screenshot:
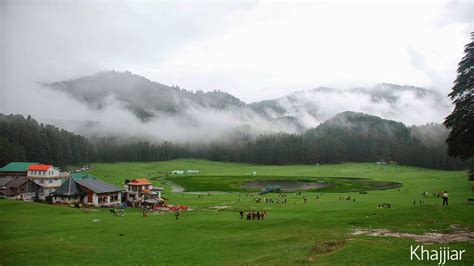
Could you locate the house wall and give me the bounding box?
[127,184,150,192]
[27,167,60,178]
[53,196,81,204]
[16,192,36,201]
[0,171,28,178]
[37,187,57,199]
[31,178,62,188]
[81,192,121,207]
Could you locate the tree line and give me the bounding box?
[0,112,471,170]
[0,114,92,168]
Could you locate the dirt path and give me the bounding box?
[352,226,474,244]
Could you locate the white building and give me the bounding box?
[27,164,62,199]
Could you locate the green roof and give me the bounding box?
[70,173,97,180]
[0,162,38,172]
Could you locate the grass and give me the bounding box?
[0,159,473,265]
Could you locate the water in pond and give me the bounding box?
[242,180,333,191]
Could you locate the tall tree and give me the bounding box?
[444,34,474,161]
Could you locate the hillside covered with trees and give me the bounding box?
[0,112,470,170]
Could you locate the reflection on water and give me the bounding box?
[242,180,333,191]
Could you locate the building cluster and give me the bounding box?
[0,162,163,208]
[169,169,200,175]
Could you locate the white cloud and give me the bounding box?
[136,1,471,102]
[0,0,471,139]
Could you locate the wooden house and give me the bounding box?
[0,177,39,200]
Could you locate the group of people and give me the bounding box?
[414,190,449,206]
[339,195,356,202]
[239,210,267,220]
[254,192,324,205]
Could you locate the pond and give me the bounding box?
[242,180,333,191]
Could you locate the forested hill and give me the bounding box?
[0,112,470,170]
[0,114,92,167]
[48,71,245,122]
[47,71,450,133]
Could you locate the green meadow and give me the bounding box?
[1,159,473,265]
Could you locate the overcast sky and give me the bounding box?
[1,0,472,104]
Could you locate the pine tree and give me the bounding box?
[444,34,474,161]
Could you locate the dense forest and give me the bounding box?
[0,114,92,167]
[0,112,471,170]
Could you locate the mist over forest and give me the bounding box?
[25,70,452,144]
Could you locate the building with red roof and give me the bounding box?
[124,178,162,207]
[27,164,62,199]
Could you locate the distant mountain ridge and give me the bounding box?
[48,71,451,132]
[248,83,449,127]
[49,71,245,121]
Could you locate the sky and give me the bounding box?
[1,0,472,105]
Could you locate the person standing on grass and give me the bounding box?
[239,210,244,219]
[442,191,449,206]
[175,211,180,220]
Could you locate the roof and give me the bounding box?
[52,177,84,196]
[28,164,52,171]
[0,177,38,196]
[0,162,38,172]
[6,177,36,188]
[0,188,15,196]
[128,178,152,186]
[0,177,15,187]
[71,173,97,180]
[75,178,123,194]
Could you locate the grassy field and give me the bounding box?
[1,159,473,265]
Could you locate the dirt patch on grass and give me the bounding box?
[308,240,346,262]
[311,240,346,254]
[352,227,474,244]
[209,205,231,210]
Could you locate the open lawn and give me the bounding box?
[1,159,473,265]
